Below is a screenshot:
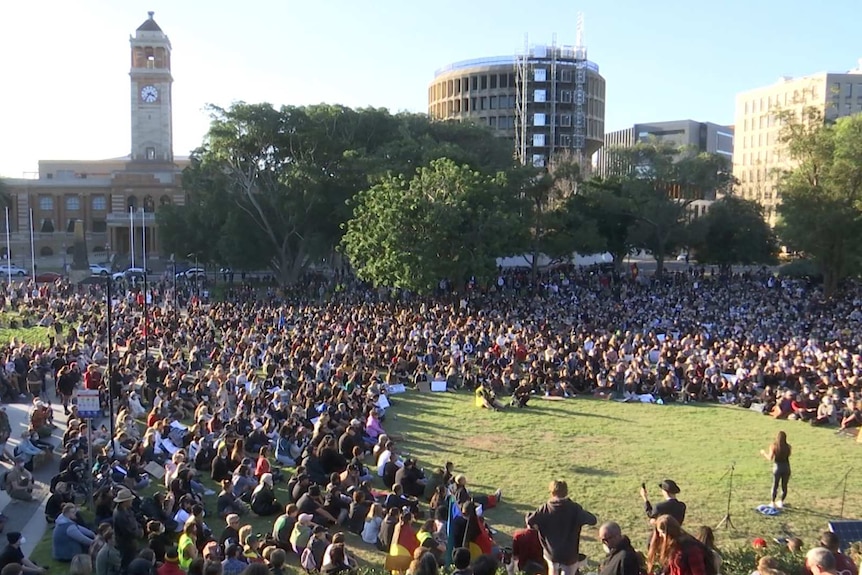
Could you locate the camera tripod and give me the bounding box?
[716,462,736,530]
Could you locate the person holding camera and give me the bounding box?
[641,480,686,526]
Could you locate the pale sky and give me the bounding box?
[2,0,861,177]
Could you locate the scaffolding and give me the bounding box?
[573,12,587,165]
[515,35,530,166]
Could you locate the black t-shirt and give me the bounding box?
[0,544,24,569]
[296,493,320,515]
[648,498,687,524]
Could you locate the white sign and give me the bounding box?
[76,389,101,418]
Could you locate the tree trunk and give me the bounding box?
[655,253,666,278]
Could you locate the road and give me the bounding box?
[0,391,68,560]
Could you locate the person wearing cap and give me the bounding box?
[52,502,96,562]
[0,532,45,574]
[112,488,142,569]
[5,455,34,501]
[641,480,686,526]
[157,547,184,575]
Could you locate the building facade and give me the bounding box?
[595,120,733,177]
[2,12,184,270]
[733,63,862,222]
[429,43,606,170]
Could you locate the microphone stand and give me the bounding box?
[716,462,735,529]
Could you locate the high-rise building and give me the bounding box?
[595,120,733,177]
[2,12,186,270]
[428,40,606,170]
[733,62,862,221]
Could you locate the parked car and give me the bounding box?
[176,267,206,279]
[35,271,63,283]
[0,264,27,277]
[112,267,151,281]
[89,263,111,276]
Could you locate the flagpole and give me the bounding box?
[129,207,135,269]
[4,207,11,285]
[28,208,35,282]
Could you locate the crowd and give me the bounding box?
[0,264,856,575]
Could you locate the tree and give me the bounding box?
[688,196,778,271]
[341,159,522,293]
[776,108,862,297]
[159,104,513,282]
[601,140,733,276]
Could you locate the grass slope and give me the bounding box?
[30,392,861,572]
[0,312,52,347]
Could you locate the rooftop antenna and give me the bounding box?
[576,12,585,50]
[148,11,155,19]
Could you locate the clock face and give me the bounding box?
[140,85,159,103]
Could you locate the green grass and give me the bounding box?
[0,311,52,347]
[29,392,862,573]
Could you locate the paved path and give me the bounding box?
[0,390,68,558]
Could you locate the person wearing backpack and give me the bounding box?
[647,515,715,575]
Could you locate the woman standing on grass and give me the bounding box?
[760,431,791,508]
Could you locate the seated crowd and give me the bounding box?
[0,264,855,574]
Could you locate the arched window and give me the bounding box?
[143,195,155,213]
[160,195,172,207]
[127,196,138,211]
[39,246,54,257]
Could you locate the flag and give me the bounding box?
[384,520,418,572]
[466,516,494,560]
[444,495,460,566]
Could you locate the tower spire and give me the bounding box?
[148,11,154,19]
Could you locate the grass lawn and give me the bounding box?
[0,311,52,347]
[29,392,862,573]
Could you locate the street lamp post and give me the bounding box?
[104,275,116,448]
[170,254,177,313]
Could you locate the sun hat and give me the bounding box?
[113,488,135,503]
[659,479,681,494]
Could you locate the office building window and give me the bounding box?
[534,68,547,82]
[560,114,572,127]
[471,76,478,90]
[533,134,546,147]
[481,75,488,89]
[91,195,107,211]
[490,75,497,89]
[39,196,53,211]
[532,154,545,168]
[533,113,546,126]
[560,134,572,147]
[534,90,546,103]
[489,117,497,128]
[561,90,572,103]
[499,74,509,88]
[561,69,572,82]
[65,195,80,211]
[490,96,498,109]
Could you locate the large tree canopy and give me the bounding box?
[776,109,862,297]
[688,195,778,269]
[588,141,733,275]
[158,103,513,282]
[341,159,522,293]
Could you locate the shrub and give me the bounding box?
[721,545,806,575]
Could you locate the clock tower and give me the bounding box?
[130,12,173,163]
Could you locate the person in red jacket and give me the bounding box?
[647,515,708,575]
